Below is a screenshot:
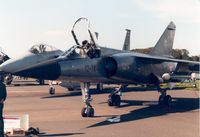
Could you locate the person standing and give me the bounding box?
[0,78,7,137]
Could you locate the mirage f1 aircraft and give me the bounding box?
[0,18,199,117]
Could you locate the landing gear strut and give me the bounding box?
[108,85,127,107]
[81,83,94,117]
[96,83,103,92]
[158,88,172,106]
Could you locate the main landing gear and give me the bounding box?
[49,87,55,95]
[81,83,94,117]
[108,85,127,107]
[96,83,103,92]
[48,81,55,95]
[158,88,172,106]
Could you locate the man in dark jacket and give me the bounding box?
[0,78,7,137]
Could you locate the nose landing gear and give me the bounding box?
[81,83,94,117]
[81,106,94,117]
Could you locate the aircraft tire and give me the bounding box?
[39,79,45,85]
[112,95,121,107]
[158,95,165,105]
[6,81,12,85]
[68,88,74,91]
[108,99,113,106]
[108,95,121,107]
[87,107,94,117]
[81,107,87,117]
[164,95,172,106]
[159,95,172,106]
[49,87,55,95]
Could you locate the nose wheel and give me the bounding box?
[81,83,94,117]
[81,107,94,117]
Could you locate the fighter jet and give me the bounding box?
[1,18,199,118]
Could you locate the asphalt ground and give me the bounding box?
[4,84,199,137]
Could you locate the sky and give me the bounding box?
[0,0,199,58]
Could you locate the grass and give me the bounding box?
[160,80,200,91]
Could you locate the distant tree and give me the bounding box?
[172,49,182,59]
[189,55,200,61]
[172,49,190,59]
[181,49,190,60]
[131,47,152,54]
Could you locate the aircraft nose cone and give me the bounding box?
[0,58,61,80]
[0,53,35,74]
[0,59,20,73]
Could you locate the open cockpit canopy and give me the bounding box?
[29,44,58,54]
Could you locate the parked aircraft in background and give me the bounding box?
[28,44,63,85]
[1,44,63,85]
[1,18,199,118]
[0,50,10,64]
[0,48,12,83]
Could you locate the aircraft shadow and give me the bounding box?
[41,86,187,99]
[38,132,84,137]
[8,83,48,87]
[87,97,199,128]
[41,88,113,99]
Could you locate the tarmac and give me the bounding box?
[4,84,200,137]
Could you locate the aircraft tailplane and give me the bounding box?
[150,21,176,57]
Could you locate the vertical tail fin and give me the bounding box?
[150,21,176,57]
[95,32,99,40]
[123,29,131,51]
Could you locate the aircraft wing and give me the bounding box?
[131,52,200,65]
